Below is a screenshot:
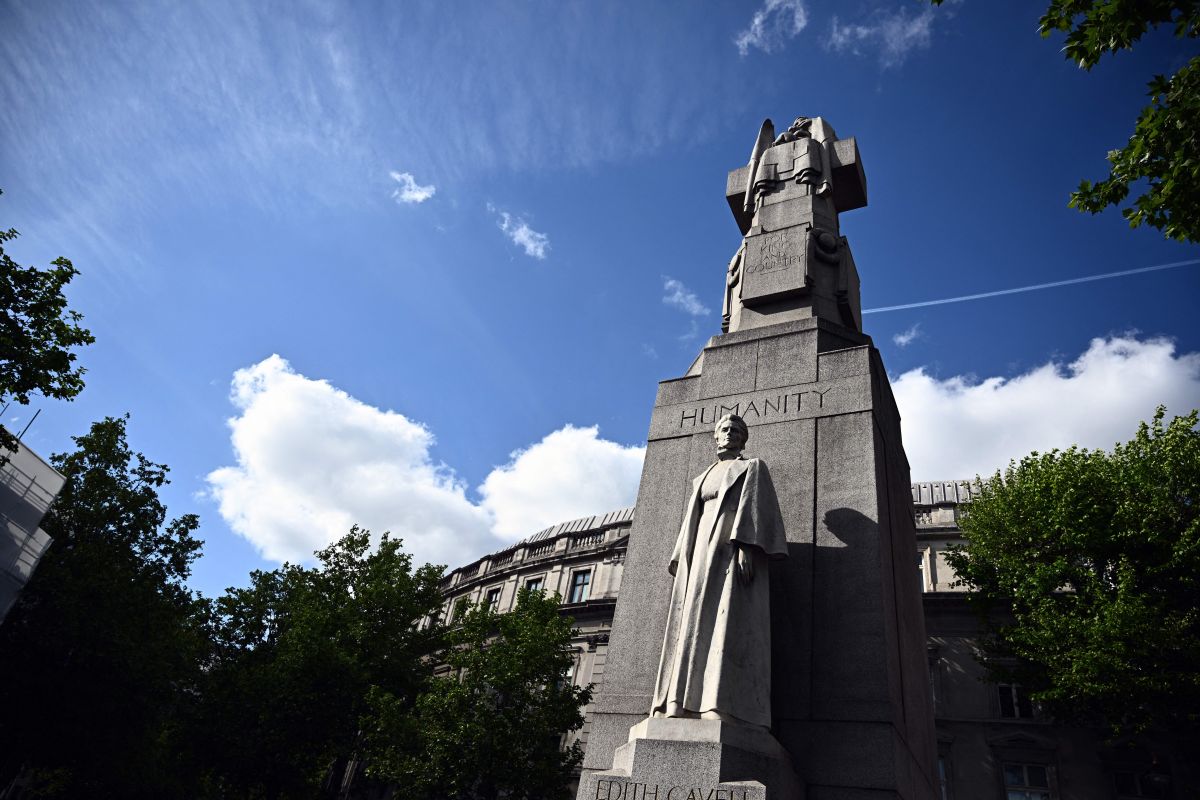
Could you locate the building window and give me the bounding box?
[917,550,927,592]
[568,570,591,603]
[928,650,941,711]
[566,656,578,685]
[525,577,544,593]
[998,684,1035,719]
[1113,770,1168,799]
[484,587,502,611]
[1003,763,1052,800]
[937,755,950,800]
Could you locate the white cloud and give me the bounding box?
[892,323,921,347]
[491,205,550,259]
[894,335,1200,481]
[389,170,436,204]
[827,4,945,68]
[208,356,644,568]
[735,0,809,56]
[663,277,710,316]
[207,355,495,566]
[479,425,645,540]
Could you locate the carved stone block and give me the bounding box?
[740,227,808,306]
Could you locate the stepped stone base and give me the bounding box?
[579,719,805,800]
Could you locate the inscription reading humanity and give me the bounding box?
[678,388,829,429]
[647,373,872,442]
[595,779,752,800]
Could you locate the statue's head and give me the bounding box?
[714,414,749,454]
[787,116,812,136]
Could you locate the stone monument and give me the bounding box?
[578,117,937,800]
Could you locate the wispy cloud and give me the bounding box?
[490,205,550,260]
[389,170,435,204]
[894,335,1200,480]
[827,3,955,68]
[735,0,809,56]
[678,318,704,344]
[892,322,921,347]
[662,277,710,316]
[0,2,739,277]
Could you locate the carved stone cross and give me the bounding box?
[720,117,868,335]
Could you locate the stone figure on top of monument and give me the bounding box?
[744,116,836,213]
[652,414,788,728]
[722,116,867,336]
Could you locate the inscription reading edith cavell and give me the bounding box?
[595,780,754,800]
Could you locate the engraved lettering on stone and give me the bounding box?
[674,387,838,430]
[746,231,801,274]
[597,784,746,800]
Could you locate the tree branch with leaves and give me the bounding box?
[947,407,1200,746]
[0,192,94,453]
[933,0,1200,242]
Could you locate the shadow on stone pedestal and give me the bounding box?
[579,719,805,800]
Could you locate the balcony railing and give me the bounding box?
[526,541,555,558]
[570,532,604,550]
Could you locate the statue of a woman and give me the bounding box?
[652,414,788,728]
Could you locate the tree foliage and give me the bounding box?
[933,1,1200,242]
[0,415,590,798]
[946,407,1200,742]
[190,529,445,799]
[0,197,94,411]
[364,588,593,800]
[0,416,206,798]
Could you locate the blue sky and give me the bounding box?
[3,0,1198,598]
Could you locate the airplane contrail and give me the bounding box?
[862,258,1200,315]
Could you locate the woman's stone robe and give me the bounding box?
[652,456,788,727]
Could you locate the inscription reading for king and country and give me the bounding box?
[595,779,752,800]
[746,231,801,274]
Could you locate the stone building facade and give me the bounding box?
[438,484,1183,800]
[0,437,65,624]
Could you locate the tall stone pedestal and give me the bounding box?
[579,317,937,800]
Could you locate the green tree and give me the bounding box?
[0,416,207,798]
[0,196,95,448]
[933,1,1200,242]
[364,588,593,800]
[946,407,1200,745]
[191,529,445,799]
